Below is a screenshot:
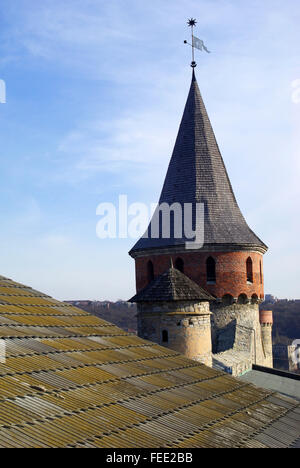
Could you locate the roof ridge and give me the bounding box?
[129,266,214,303]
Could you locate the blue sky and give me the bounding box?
[0,0,299,300]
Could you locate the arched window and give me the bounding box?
[175,257,184,273]
[222,294,234,306]
[238,294,248,304]
[206,257,216,283]
[246,257,253,283]
[162,330,169,343]
[147,260,154,283]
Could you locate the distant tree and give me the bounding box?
[76,301,137,333]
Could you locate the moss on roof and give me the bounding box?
[0,275,299,448]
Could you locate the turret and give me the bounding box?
[129,264,214,367]
[260,310,273,368]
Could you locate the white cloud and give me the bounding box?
[58,113,175,172]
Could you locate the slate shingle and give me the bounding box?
[131,71,267,253]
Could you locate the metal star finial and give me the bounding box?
[185,18,210,68]
[186,18,197,68]
[188,18,197,27]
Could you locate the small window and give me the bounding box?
[260,261,263,285]
[246,257,253,283]
[206,257,216,283]
[175,257,184,273]
[147,260,154,283]
[162,330,169,343]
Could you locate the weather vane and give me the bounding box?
[184,18,211,68]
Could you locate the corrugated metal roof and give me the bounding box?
[240,370,300,402]
[0,275,299,448]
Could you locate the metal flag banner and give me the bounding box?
[193,36,211,53]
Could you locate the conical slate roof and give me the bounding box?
[129,266,215,303]
[130,71,267,254]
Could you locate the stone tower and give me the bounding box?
[129,70,271,372]
[259,310,274,368]
[129,264,214,367]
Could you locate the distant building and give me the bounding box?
[273,343,300,372]
[64,300,92,307]
[265,294,278,304]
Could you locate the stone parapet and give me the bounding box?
[212,351,252,377]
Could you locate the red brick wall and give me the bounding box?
[135,251,264,299]
[260,310,273,325]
